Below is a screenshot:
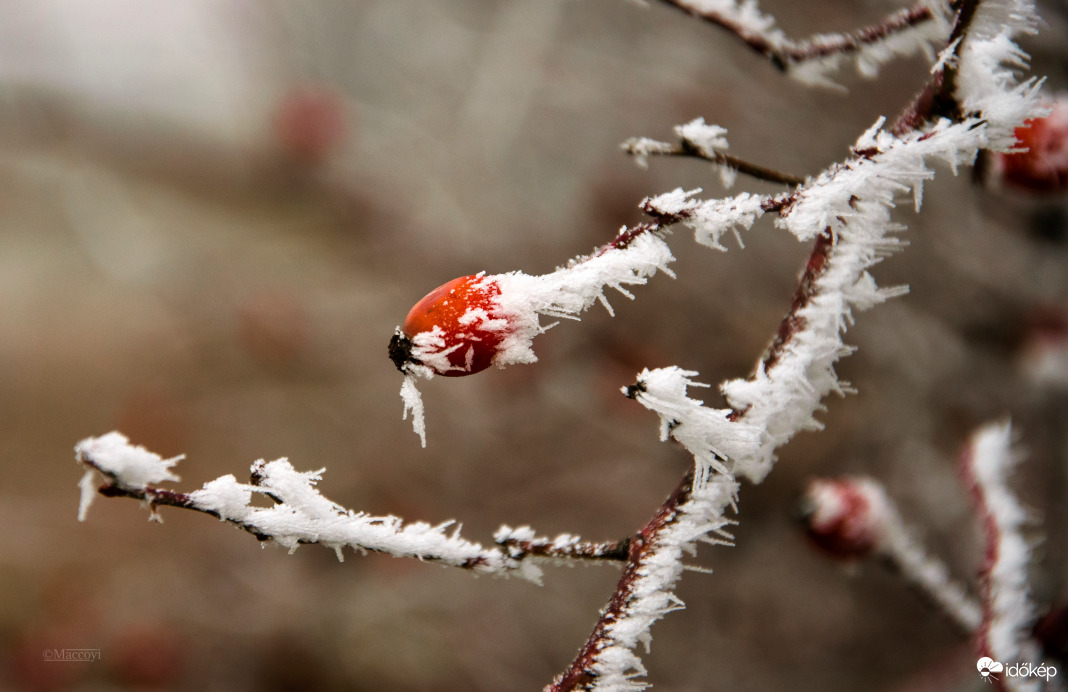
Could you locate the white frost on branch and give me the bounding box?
[493,230,675,360]
[788,5,950,88]
[625,367,761,485]
[803,476,982,633]
[931,37,962,75]
[560,367,751,691]
[955,0,1043,154]
[676,118,737,187]
[75,431,181,521]
[714,75,1040,484]
[677,1,1047,482]
[76,432,543,581]
[643,187,771,249]
[783,116,981,240]
[621,136,676,169]
[854,480,984,633]
[589,472,739,692]
[623,118,739,187]
[667,0,950,88]
[963,421,1042,690]
[674,118,729,156]
[724,167,911,483]
[678,0,781,40]
[580,4,1047,685]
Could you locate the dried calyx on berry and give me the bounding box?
[387,329,413,372]
[389,274,510,378]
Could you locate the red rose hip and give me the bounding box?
[1000,97,1068,192]
[389,274,508,376]
[798,478,885,559]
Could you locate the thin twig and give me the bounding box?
[495,528,631,562]
[622,139,805,186]
[657,0,939,72]
[891,0,981,133]
[95,478,276,540]
[79,442,638,572]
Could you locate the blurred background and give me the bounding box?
[0,1,1066,690]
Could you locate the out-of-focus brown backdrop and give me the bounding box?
[0,1,1065,690]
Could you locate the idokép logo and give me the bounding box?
[977,656,1058,684]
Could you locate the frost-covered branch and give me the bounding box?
[548,470,739,692]
[798,426,1061,689]
[548,1,1046,686]
[76,432,559,580]
[800,476,982,634]
[495,526,631,563]
[657,0,951,86]
[961,421,1043,691]
[649,90,1040,486]
[622,118,806,187]
[78,432,642,575]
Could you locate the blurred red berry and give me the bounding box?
[237,289,310,368]
[273,85,348,164]
[10,633,87,692]
[108,621,185,687]
[1017,306,1068,386]
[1033,605,1068,669]
[799,478,884,559]
[389,275,508,377]
[999,96,1068,192]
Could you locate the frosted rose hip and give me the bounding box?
[1000,96,1068,192]
[799,478,884,558]
[389,275,508,376]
